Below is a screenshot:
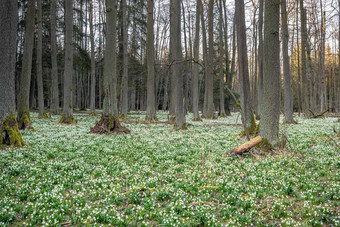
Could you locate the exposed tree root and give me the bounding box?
[90,115,130,135]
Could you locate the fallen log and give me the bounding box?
[308,109,328,118]
[229,136,263,156]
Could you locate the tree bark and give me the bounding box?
[90,0,96,114]
[257,0,264,117]
[260,0,280,145]
[37,0,45,118]
[235,0,254,131]
[281,0,294,123]
[120,0,129,117]
[170,0,186,129]
[0,0,24,147]
[146,0,157,121]
[218,0,226,117]
[192,0,201,121]
[300,0,309,115]
[17,0,35,129]
[50,0,59,115]
[205,0,215,118]
[60,0,76,124]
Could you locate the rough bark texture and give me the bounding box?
[92,0,129,134]
[60,0,76,124]
[300,1,309,115]
[50,0,59,115]
[260,0,280,145]
[0,1,25,147]
[200,0,208,117]
[235,0,254,131]
[169,0,177,117]
[120,0,129,117]
[90,0,96,114]
[192,0,201,121]
[171,0,186,129]
[37,0,45,118]
[205,0,215,119]
[218,0,226,117]
[281,0,294,123]
[146,0,157,121]
[257,0,264,116]
[17,0,35,130]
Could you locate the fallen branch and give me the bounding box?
[308,109,328,118]
[326,135,340,150]
[229,136,263,156]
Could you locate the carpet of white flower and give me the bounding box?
[0,111,339,226]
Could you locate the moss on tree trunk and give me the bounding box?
[59,115,77,124]
[17,111,34,130]
[0,115,25,148]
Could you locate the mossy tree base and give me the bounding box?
[18,112,34,130]
[174,122,188,130]
[39,110,49,119]
[219,113,228,118]
[89,112,97,117]
[90,115,131,135]
[257,138,274,152]
[192,117,202,122]
[0,115,25,148]
[239,114,258,137]
[59,116,77,124]
[145,115,158,123]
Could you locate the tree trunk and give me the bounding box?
[235,0,255,131]
[281,0,294,123]
[90,0,96,114]
[200,0,208,117]
[223,0,231,115]
[0,0,24,147]
[91,0,129,134]
[192,0,201,121]
[120,0,129,117]
[60,0,76,124]
[37,0,45,118]
[17,0,35,129]
[146,0,156,121]
[300,1,309,115]
[260,0,280,145]
[257,0,264,117]
[205,0,215,119]
[170,0,186,129]
[50,0,59,115]
[218,0,226,117]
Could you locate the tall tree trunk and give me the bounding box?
[192,0,201,121]
[260,0,280,145]
[257,0,264,117]
[17,0,35,129]
[90,0,96,114]
[50,0,59,115]
[170,0,186,129]
[320,10,326,112]
[169,0,177,117]
[200,0,208,117]
[281,0,294,123]
[223,0,231,115]
[205,0,215,118]
[0,0,24,147]
[37,0,45,118]
[146,0,156,121]
[235,0,255,132]
[120,0,129,117]
[300,0,309,115]
[60,0,76,123]
[218,0,226,117]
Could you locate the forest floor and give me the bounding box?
[0,111,339,226]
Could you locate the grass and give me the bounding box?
[0,111,339,226]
